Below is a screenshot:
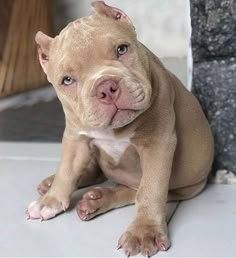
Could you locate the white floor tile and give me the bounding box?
[0,158,178,257]
[0,142,61,160]
[1,143,235,257]
[166,184,236,257]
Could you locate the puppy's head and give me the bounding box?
[36,1,152,129]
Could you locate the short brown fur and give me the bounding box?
[27,2,214,257]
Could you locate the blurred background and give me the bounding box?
[0,0,235,179]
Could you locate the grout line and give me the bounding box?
[167,201,181,224]
[0,156,59,162]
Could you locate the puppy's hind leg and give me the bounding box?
[76,184,136,220]
[168,178,208,201]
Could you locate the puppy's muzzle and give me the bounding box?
[96,80,121,105]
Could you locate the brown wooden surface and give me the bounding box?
[0,0,53,97]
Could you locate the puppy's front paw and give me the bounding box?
[118,221,170,257]
[26,194,69,221]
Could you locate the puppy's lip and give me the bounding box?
[115,106,133,112]
[116,108,134,112]
[110,107,134,122]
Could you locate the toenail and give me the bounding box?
[26,213,30,220]
[145,249,150,257]
[159,243,167,251]
[25,209,30,219]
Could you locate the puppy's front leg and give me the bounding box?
[119,113,177,257]
[26,134,94,220]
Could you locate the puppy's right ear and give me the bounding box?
[35,31,52,74]
[91,1,134,29]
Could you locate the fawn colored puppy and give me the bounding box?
[26,2,214,257]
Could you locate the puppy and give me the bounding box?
[26,1,214,256]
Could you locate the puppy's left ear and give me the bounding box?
[35,31,53,74]
[91,1,135,29]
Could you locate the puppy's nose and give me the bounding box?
[96,80,120,104]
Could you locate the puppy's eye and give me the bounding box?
[117,44,128,57]
[62,76,74,86]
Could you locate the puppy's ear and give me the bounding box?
[91,1,134,29]
[35,31,52,74]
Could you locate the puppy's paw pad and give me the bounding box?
[76,187,112,220]
[76,199,99,220]
[82,187,106,200]
[37,175,54,195]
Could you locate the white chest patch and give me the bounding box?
[79,129,133,163]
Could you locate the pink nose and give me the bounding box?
[96,80,120,104]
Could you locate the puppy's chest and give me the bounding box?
[79,129,133,163]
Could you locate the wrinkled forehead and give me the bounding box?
[51,14,136,57]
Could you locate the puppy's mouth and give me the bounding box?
[108,107,138,128]
[111,108,128,120]
[85,75,150,128]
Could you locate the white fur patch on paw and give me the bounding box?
[40,206,60,220]
[26,200,41,219]
[26,198,66,220]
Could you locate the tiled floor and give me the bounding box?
[0,142,236,257]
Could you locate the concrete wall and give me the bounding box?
[191,0,236,179]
